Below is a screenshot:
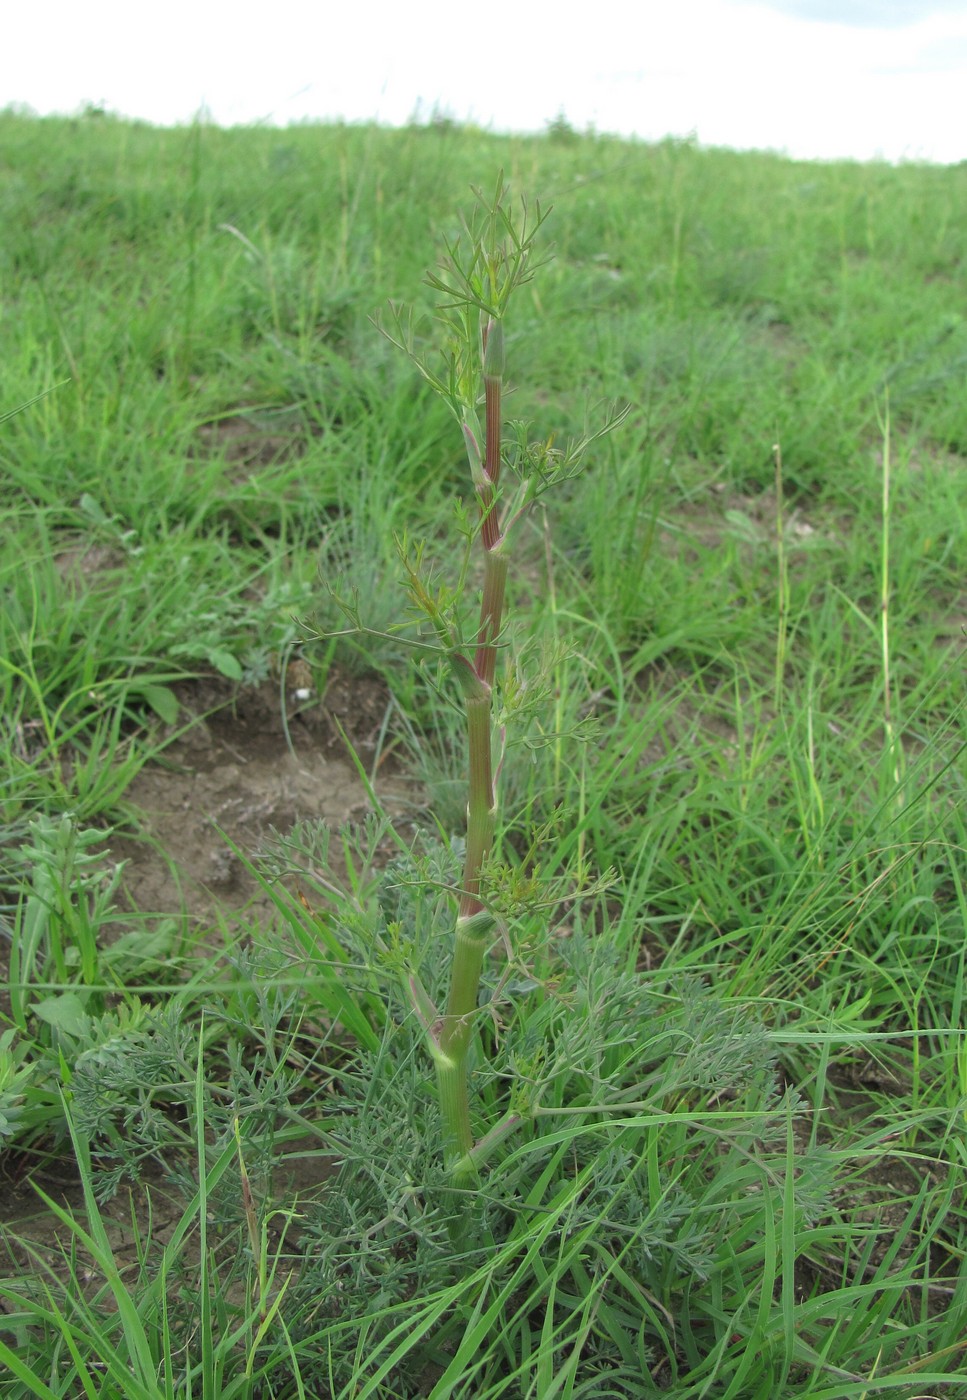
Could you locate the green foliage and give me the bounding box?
[0,815,178,1151]
[282,944,816,1397]
[0,111,965,1397]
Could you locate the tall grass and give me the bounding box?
[0,110,964,1396]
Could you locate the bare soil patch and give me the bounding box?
[113,666,418,933]
[194,413,299,474]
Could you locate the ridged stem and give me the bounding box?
[432,314,508,1176]
[437,910,496,1160]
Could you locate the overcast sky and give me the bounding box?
[4,0,966,163]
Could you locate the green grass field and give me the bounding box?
[1,109,965,1398]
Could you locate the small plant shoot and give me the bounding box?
[329,175,626,1182]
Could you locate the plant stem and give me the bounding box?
[880,393,901,796]
[436,908,496,1161]
[479,318,504,553]
[458,688,496,914]
[434,314,508,1175]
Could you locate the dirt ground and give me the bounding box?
[112,665,418,932]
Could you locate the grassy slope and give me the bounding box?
[1,111,965,1397]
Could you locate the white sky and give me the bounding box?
[4,0,967,163]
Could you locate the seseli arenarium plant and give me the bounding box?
[327,175,625,1186]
